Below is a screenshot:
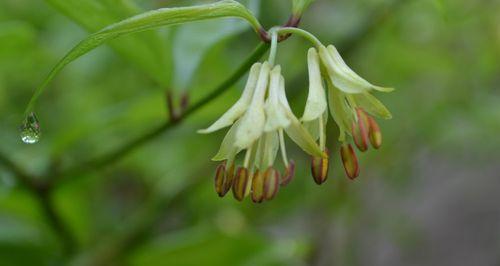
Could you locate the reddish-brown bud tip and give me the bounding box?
[280,160,295,187]
[311,151,329,185]
[232,167,249,201]
[263,167,280,201]
[224,164,235,192]
[251,170,265,203]
[215,163,235,198]
[340,144,360,180]
[352,109,369,152]
[214,163,227,197]
[367,116,382,149]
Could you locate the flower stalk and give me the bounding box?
[202,26,393,200]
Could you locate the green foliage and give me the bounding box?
[0,0,499,265]
[25,0,262,114]
[45,0,173,86]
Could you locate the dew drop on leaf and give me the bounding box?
[20,112,41,144]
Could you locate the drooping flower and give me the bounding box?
[201,34,393,200]
[200,61,323,202]
[198,62,263,134]
[302,48,330,184]
[312,44,393,179]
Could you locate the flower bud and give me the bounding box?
[251,170,265,203]
[280,160,295,187]
[224,163,235,192]
[311,151,329,185]
[232,167,249,201]
[340,143,359,179]
[214,163,228,197]
[367,116,382,149]
[352,109,369,152]
[263,167,280,200]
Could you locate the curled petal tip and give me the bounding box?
[373,86,395,93]
[197,128,213,134]
[340,144,359,180]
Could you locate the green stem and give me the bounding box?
[292,0,315,16]
[268,30,279,66]
[277,27,323,48]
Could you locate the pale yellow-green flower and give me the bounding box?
[199,61,323,202]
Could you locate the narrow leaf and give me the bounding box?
[45,0,173,86]
[25,0,262,114]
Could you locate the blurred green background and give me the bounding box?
[0,0,499,265]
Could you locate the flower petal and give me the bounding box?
[352,92,392,119]
[319,45,392,94]
[234,62,270,149]
[285,116,324,158]
[302,48,327,122]
[265,65,291,132]
[303,110,328,141]
[198,63,262,134]
[326,80,354,137]
[327,45,394,93]
[212,121,243,165]
[319,46,366,93]
[253,132,279,170]
[276,76,323,157]
[262,132,279,168]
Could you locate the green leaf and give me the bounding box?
[25,0,262,114]
[45,0,173,87]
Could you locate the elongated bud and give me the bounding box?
[367,116,382,149]
[281,160,295,187]
[340,144,359,179]
[214,163,227,197]
[311,151,329,185]
[224,163,235,192]
[232,167,249,202]
[263,167,280,200]
[251,170,265,203]
[352,109,369,152]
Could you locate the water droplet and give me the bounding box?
[20,112,41,144]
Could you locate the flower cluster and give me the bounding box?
[200,43,392,203]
